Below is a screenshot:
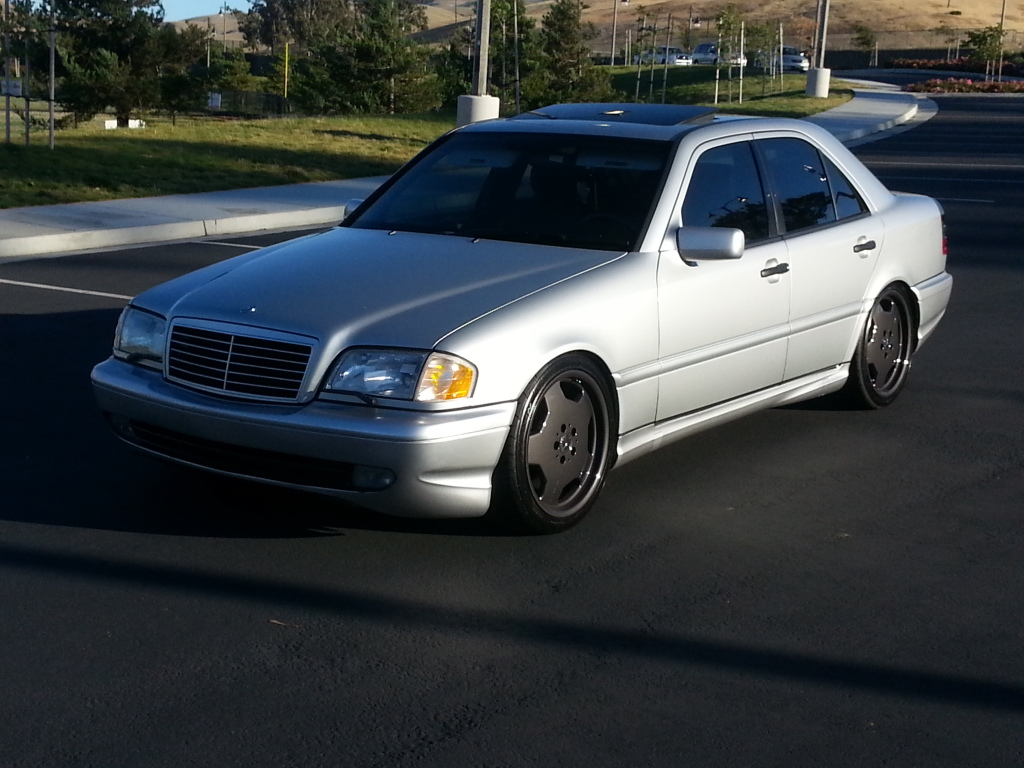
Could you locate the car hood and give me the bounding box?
[140,227,625,351]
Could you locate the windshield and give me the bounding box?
[348,131,672,251]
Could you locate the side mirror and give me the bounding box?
[676,226,745,261]
[342,198,366,220]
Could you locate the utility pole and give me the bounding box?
[4,0,11,144]
[49,0,55,148]
[22,0,29,147]
[610,0,618,66]
[997,0,1007,82]
[806,0,830,97]
[456,0,498,125]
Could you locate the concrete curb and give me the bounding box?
[805,89,920,143]
[0,176,388,260]
[0,206,347,259]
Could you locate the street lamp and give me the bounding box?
[686,8,701,51]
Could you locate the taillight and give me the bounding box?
[941,214,948,257]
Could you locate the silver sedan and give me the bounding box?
[92,104,952,533]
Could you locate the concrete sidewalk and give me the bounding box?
[0,87,927,260]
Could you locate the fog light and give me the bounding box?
[352,465,396,491]
[105,412,134,438]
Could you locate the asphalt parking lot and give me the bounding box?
[1,95,1022,767]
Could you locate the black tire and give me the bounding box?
[844,285,915,409]
[492,355,616,534]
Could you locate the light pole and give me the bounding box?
[997,0,1007,82]
[456,0,499,125]
[610,0,630,66]
[806,0,830,97]
[610,0,618,65]
[686,7,700,51]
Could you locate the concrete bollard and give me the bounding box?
[806,68,832,98]
[456,95,501,127]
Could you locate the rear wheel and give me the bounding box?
[493,355,615,534]
[844,285,915,409]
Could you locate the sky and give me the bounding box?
[162,0,244,23]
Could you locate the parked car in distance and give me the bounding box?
[92,103,952,534]
[634,46,693,66]
[782,45,811,71]
[691,42,747,66]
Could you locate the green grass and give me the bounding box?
[609,65,854,117]
[0,112,456,209]
[0,70,850,210]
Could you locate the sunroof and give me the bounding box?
[511,103,718,126]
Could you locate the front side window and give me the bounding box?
[681,141,770,242]
[349,132,672,252]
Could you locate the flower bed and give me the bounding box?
[890,57,1023,78]
[905,77,1024,93]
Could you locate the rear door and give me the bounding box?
[755,136,883,380]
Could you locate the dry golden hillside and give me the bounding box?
[171,0,1023,54]
[432,0,1023,52]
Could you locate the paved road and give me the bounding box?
[1,97,1022,767]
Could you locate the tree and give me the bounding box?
[432,33,473,110]
[287,0,436,114]
[851,23,876,66]
[965,26,1004,80]
[744,22,775,94]
[489,0,540,113]
[240,0,353,52]
[933,23,961,62]
[715,3,742,66]
[522,0,614,108]
[54,0,207,125]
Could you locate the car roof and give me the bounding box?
[510,103,718,126]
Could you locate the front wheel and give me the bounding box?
[492,355,616,534]
[844,286,915,409]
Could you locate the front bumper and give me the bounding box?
[92,358,516,518]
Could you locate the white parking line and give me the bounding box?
[879,175,1024,186]
[194,241,264,250]
[869,161,1024,170]
[0,278,132,301]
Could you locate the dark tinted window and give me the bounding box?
[824,156,868,220]
[350,132,671,251]
[682,142,770,242]
[760,138,836,233]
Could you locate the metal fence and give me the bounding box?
[207,91,297,118]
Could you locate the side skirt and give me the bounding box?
[615,364,850,468]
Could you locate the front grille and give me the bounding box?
[167,325,312,401]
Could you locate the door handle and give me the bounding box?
[853,240,877,253]
[760,262,790,278]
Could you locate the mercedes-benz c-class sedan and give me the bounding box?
[92,103,952,533]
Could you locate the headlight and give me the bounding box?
[324,349,476,402]
[113,306,166,368]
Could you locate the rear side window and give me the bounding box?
[759,137,836,232]
[823,156,868,220]
[682,142,770,243]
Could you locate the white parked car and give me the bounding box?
[92,103,952,533]
[691,42,747,66]
[782,45,811,71]
[634,46,693,66]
